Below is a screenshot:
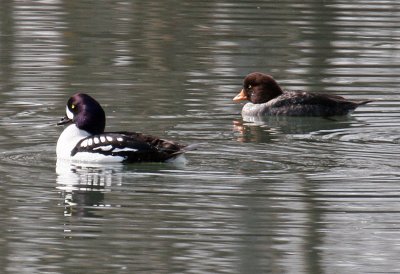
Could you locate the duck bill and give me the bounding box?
[57,115,73,126]
[233,89,248,102]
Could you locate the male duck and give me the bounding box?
[233,72,372,116]
[56,93,191,163]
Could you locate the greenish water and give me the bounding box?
[1,1,400,273]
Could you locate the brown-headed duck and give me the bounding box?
[233,72,372,117]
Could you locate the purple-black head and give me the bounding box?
[57,93,106,135]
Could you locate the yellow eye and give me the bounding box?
[248,84,252,89]
[71,104,75,109]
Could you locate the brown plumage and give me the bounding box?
[233,72,372,116]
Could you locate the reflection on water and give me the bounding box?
[233,115,359,143]
[2,0,400,273]
[56,162,123,218]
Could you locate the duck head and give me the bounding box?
[57,93,106,135]
[233,72,284,104]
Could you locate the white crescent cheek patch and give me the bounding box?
[66,106,74,119]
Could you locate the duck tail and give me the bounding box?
[170,143,204,156]
[182,143,203,152]
[357,100,373,106]
[166,143,204,163]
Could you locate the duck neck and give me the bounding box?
[264,80,283,101]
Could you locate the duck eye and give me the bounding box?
[247,84,252,89]
[71,104,76,110]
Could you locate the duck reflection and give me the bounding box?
[233,115,354,143]
[56,160,123,217]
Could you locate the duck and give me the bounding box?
[56,93,193,163]
[233,72,372,117]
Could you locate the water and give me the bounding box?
[1,1,400,273]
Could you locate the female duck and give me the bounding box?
[233,72,372,117]
[56,93,192,163]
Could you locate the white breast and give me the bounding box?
[56,124,91,160]
[56,125,126,163]
[242,102,272,116]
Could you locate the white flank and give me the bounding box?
[94,137,100,144]
[117,137,123,142]
[106,136,113,142]
[112,147,138,153]
[88,138,93,146]
[93,145,113,151]
[100,136,106,143]
[72,152,125,163]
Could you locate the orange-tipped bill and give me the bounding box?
[233,89,248,102]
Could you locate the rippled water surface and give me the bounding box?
[1,1,400,273]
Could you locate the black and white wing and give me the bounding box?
[71,132,186,162]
